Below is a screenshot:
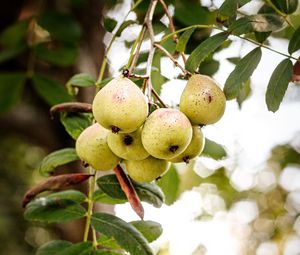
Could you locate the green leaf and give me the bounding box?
[36,240,72,255]
[34,43,78,67]
[224,47,262,99]
[104,17,118,32]
[270,0,298,14]
[151,52,169,95]
[199,59,220,76]
[37,11,81,43]
[0,72,26,113]
[67,73,96,88]
[47,190,87,203]
[218,0,238,18]
[130,220,163,243]
[93,251,124,255]
[38,148,79,176]
[57,242,93,255]
[97,174,164,208]
[97,234,121,249]
[202,138,227,160]
[24,197,86,223]
[157,165,179,205]
[60,113,93,140]
[254,31,271,43]
[185,32,228,72]
[91,213,153,255]
[0,44,27,63]
[236,79,251,109]
[288,26,300,54]
[176,28,195,53]
[266,58,293,112]
[32,74,73,106]
[229,14,284,35]
[227,57,240,65]
[93,188,126,204]
[115,20,138,37]
[0,19,29,47]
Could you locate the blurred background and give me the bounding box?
[1,0,300,254]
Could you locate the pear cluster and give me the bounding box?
[75,74,225,183]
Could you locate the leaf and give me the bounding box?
[236,79,251,109]
[0,45,27,64]
[0,19,29,47]
[38,148,79,176]
[22,174,92,207]
[224,47,262,99]
[113,165,144,219]
[57,242,93,255]
[151,52,168,94]
[47,190,87,203]
[60,113,93,140]
[115,20,138,37]
[202,138,227,160]
[254,31,271,43]
[199,59,220,76]
[266,58,293,112]
[36,240,72,255]
[270,0,298,14]
[229,14,284,35]
[130,220,163,243]
[34,43,78,67]
[0,72,26,113]
[37,11,81,43]
[176,28,195,53]
[32,74,73,106]
[157,165,180,205]
[103,17,118,32]
[24,197,86,223]
[185,32,228,72]
[218,0,238,18]
[97,234,121,249]
[97,174,164,208]
[91,213,153,255]
[93,251,124,255]
[288,26,300,54]
[67,73,96,88]
[93,188,126,204]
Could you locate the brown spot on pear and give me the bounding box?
[125,156,170,183]
[107,127,149,160]
[169,126,205,163]
[180,74,226,125]
[92,76,148,133]
[75,123,120,170]
[141,108,192,160]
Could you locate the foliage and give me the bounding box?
[1,0,300,254]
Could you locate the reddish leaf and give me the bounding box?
[114,165,144,219]
[50,102,92,119]
[22,173,93,207]
[291,59,300,82]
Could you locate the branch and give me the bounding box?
[151,88,167,108]
[154,42,191,76]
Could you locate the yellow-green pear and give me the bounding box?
[125,156,170,183]
[170,126,205,163]
[75,123,120,170]
[107,127,149,160]
[141,108,192,160]
[180,74,226,125]
[92,76,148,133]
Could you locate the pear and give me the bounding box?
[141,108,192,160]
[125,156,170,183]
[180,74,226,125]
[92,76,148,133]
[107,127,149,160]
[75,123,120,170]
[169,126,205,163]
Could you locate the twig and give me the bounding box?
[158,0,187,63]
[128,25,147,73]
[151,88,167,108]
[154,42,191,76]
[49,102,92,119]
[144,0,159,103]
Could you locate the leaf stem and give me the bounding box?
[83,167,97,247]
